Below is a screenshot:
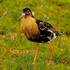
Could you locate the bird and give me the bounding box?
[20,8,61,65]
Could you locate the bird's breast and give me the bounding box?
[20,16,40,40]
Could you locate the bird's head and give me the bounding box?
[23,8,32,16]
[18,8,34,20]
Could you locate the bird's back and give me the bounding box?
[20,16,40,40]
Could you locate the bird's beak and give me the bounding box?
[18,13,25,21]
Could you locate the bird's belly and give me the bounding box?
[24,26,39,39]
[21,19,40,40]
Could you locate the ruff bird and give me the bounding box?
[20,8,61,64]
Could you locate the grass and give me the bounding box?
[0,0,70,70]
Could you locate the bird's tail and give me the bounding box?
[55,31,64,36]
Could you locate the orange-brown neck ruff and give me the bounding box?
[20,16,40,40]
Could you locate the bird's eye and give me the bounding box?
[27,10,30,12]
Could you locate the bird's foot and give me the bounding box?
[47,61,54,66]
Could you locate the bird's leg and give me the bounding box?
[48,42,53,65]
[32,47,39,64]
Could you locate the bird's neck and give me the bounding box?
[24,15,34,18]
